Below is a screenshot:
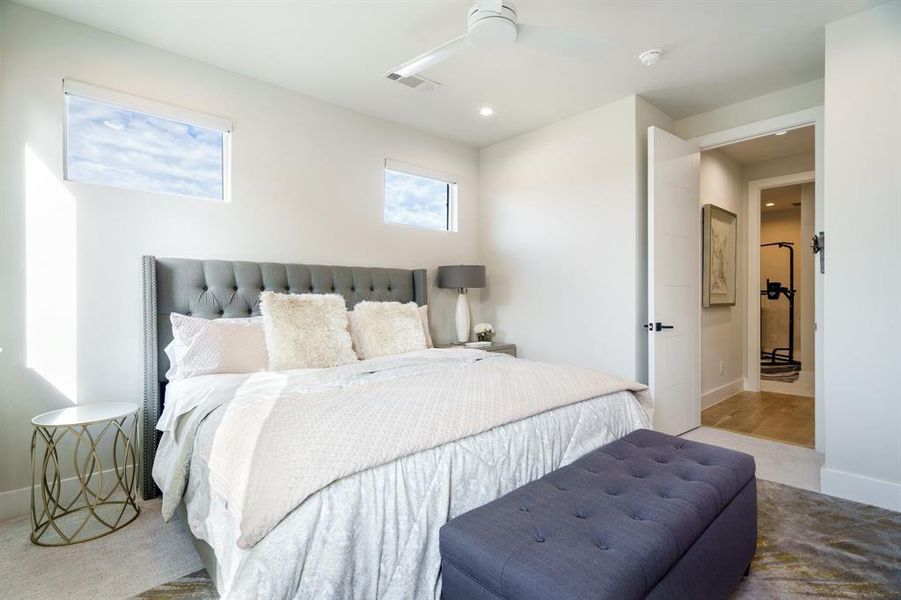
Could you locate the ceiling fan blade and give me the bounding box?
[387,35,470,79]
[475,0,503,13]
[517,24,613,61]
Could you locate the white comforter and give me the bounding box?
[154,348,652,599]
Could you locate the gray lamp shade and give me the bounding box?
[437,265,486,289]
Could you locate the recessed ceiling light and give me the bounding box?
[765,202,775,207]
[638,49,664,66]
[479,106,494,117]
[774,130,788,136]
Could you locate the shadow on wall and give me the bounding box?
[25,146,77,403]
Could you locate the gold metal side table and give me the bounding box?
[30,402,140,546]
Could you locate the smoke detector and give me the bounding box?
[638,49,664,66]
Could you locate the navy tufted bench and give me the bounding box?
[440,429,757,600]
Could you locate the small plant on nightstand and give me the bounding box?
[474,323,494,342]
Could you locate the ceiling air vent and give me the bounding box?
[385,72,441,92]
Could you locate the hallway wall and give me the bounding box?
[699,149,744,407]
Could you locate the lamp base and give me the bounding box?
[455,292,470,343]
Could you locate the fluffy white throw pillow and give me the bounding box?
[419,305,434,348]
[166,313,268,380]
[260,292,357,370]
[349,301,428,360]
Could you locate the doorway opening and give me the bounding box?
[698,125,817,449]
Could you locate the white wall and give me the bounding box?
[743,153,815,185]
[821,1,901,512]
[699,150,744,407]
[480,96,671,381]
[0,4,480,517]
[674,79,824,140]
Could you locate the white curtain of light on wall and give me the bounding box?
[25,146,77,402]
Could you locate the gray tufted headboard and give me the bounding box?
[141,256,427,499]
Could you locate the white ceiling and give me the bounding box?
[717,125,815,165]
[20,0,881,147]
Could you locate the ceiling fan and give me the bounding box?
[386,0,612,82]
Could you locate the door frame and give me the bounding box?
[747,171,815,391]
[688,106,825,453]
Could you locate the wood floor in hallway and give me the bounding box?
[701,391,814,448]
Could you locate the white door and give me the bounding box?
[648,126,701,435]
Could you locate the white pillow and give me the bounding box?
[166,313,268,380]
[349,301,428,360]
[260,292,357,370]
[418,305,434,348]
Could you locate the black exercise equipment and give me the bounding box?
[760,242,799,366]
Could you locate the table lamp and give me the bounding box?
[437,265,486,343]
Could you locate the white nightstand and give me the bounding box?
[30,402,140,546]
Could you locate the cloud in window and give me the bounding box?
[66,95,224,200]
[384,170,449,230]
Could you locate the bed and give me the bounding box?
[142,256,652,600]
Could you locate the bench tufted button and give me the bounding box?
[186,311,192,316]
[218,310,224,316]
[519,506,530,512]
[606,490,618,496]
[632,515,642,521]
[575,513,586,519]
[247,309,253,315]
[260,286,265,292]
[597,544,609,551]
[535,535,545,543]
[351,286,355,292]
[202,286,208,291]
[387,286,392,291]
[331,286,335,292]
[233,286,238,291]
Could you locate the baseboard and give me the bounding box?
[701,379,745,410]
[0,467,120,522]
[821,466,901,512]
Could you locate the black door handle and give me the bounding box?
[654,322,674,332]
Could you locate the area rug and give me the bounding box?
[131,480,901,599]
[760,361,802,382]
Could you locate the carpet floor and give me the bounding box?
[131,480,901,599]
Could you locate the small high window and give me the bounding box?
[64,80,231,201]
[384,159,457,231]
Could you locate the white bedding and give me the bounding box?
[153,348,652,599]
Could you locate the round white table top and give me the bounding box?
[32,402,139,427]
